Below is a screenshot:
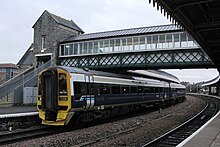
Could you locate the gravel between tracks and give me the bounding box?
[5,95,205,147]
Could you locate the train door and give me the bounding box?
[84,75,95,109]
[85,75,94,94]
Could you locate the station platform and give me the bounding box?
[179,109,220,147]
[0,105,37,115]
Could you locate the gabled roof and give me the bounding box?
[62,24,181,43]
[17,44,34,66]
[33,10,84,33]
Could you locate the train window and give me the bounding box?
[74,82,82,100]
[138,86,144,94]
[112,85,120,94]
[100,85,110,94]
[144,87,150,94]
[59,74,67,95]
[161,88,164,93]
[122,86,129,94]
[88,84,95,95]
[155,88,159,93]
[81,83,87,95]
[131,86,137,94]
[150,87,154,93]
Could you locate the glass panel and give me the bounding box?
[74,82,81,100]
[152,35,158,49]
[104,40,109,52]
[181,33,187,47]
[60,45,64,56]
[79,43,83,54]
[144,87,150,94]
[112,85,120,94]
[109,40,114,52]
[131,86,137,94]
[133,37,139,50]
[100,85,110,94]
[83,42,88,54]
[146,36,151,49]
[138,86,144,94]
[188,35,194,47]
[59,74,67,95]
[127,38,133,50]
[114,39,121,52]
[64,45,69,55]
[99,41,104,52]
[88,42,93,53]
[94,41,98,53]
[158,35,165,49]
[166,34,173,48]
[122,86,129,94]
[74,44,78,55]
[140,36,145,50]
[69,44,73,55]
[174,34,180,48]
[122,38,127,51]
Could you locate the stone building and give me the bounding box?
[32,10,84,67]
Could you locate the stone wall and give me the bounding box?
[33,11,80,66]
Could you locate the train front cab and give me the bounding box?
[37,68,72,126]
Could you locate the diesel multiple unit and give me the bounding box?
[37,66,185,126]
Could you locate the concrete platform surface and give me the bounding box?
[180,111,220,147]
[0,106,37,114]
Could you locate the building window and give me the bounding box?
[60,45,64,56]
[42,36,46,49]
[74,44,78,55]
[174,34,180,48]
[58,32,198,57]
[140,37,145,50]
[133,37,139,50]
[181,33,187,47]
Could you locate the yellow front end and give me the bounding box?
[37,68,72,126]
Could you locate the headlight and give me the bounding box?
[38,97,41,101]
[59,97,68,101]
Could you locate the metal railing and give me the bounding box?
[0,60,52,104]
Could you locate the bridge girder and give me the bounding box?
[59,48,213,71]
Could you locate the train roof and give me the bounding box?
[54,66,133,79]
[128,70,180,84]
[52,66,183,88]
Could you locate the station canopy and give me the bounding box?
[151,0,220,67]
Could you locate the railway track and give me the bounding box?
[0,95,210,146]
[143,94,220,147]
[0,105,159,145]
[0,126,58,145]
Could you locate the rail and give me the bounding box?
[142,94,220,147]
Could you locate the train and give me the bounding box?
[37,66,186,126]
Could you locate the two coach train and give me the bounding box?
[37,66,185,126]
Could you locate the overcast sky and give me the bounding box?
[0,0,218,83]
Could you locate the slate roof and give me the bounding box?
[62,24,181,43]
[33,10,84,33]
[17,44,34,66]
[48,11,84,33]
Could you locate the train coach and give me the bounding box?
[37,66,185,126]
